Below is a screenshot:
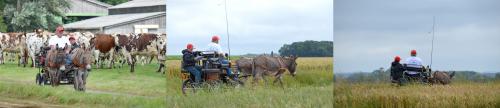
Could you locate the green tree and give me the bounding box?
[3,0,70,32]
[0,0,8,32]
[98,0,129,5]
[278,40,333,57]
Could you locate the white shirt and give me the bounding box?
[48,36,70,49]
[206,42,223,53]
[405,56,423,68]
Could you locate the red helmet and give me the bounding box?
[411,49,417,55]
[394,56,401,62]
[69,37,75,40]
[211,35,220,42]
[187,43,194,49]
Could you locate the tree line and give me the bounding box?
[334,68,500,83]
[278,40,333,57]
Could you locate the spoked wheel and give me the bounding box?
[182,79,197,95]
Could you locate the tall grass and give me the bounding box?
[334,82,500,108]
[165,57,333,107]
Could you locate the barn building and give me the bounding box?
[64,0,166,34]
[64,0,112,24]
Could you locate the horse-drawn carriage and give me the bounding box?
[181,51,243,95]
[393,65,432,85]
[35,47,74,85]
[34,45,91,91]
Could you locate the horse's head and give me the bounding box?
[284,55,298,77]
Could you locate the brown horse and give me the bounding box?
[428,71,455,85]
[71,46,93,91]
[252,55,298,86]
[45,48,66,87]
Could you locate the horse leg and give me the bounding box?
[82,70,89,91]
[49,69,56,87]
[252,68,263,86]
[273,70,282,83]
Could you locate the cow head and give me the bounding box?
[155,33,167,56]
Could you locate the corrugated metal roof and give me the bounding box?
[63,12,165,29]
[85,0,112,7]
[109,0,166,9]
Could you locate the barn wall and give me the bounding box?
[104,15,166,34]
[109,5,166,15]
[67,0,108,15]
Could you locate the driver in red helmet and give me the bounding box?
[404,49,424,77]
[205,35,237,81]
[182,43,203,85]
[390,56,405,85]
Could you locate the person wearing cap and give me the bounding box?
[205,35,237,81]
[404,49,424,78]
[48,25,70,50]
[206,35,224,54]
[47,25,71,71]
[182,43,203,84]
[390,56,405,85]
[65,35,80,66]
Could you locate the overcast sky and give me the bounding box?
[334,0,500,73]
[166,0,333,55]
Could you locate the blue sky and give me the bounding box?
[166,0,333,55]
[334,0,500,73]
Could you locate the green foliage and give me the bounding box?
[2,0,70,32]
[98,0,129,5]
[279,40,333,57]
[0,0,7,32]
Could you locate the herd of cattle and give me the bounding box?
[0,30,167,73]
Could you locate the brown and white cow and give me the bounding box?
[26,29,51,67]
[0,32,28,67]
[115,33,166,73]
[90,34,118,69]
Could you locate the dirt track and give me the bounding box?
[0,98,66,108]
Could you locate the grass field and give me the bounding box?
[165,57,333,108]
[334,82,500,108]
[0,61,166,107]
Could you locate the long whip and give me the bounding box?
[224,0,231,60]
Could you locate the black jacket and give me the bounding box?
[182,49,197,68]
[390,61,405,79]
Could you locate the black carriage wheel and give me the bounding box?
[182,79,196,95]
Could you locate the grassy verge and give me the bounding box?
[0,61,167,107]
[0,81,165,107]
